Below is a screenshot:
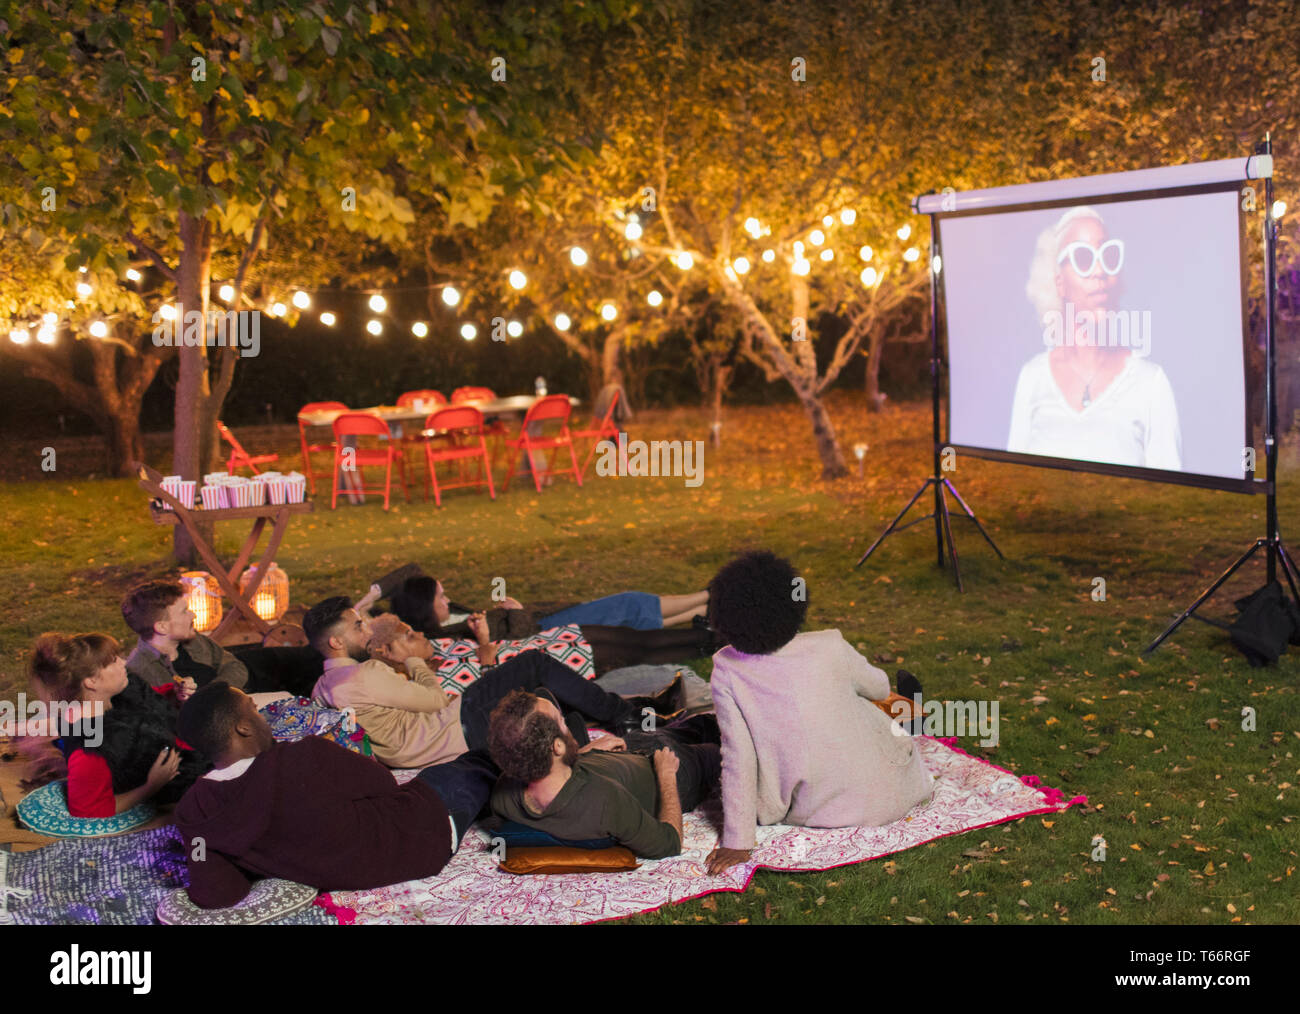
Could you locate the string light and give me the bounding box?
[809,230,825,246]
[819,249,833,262]
[75,281,92,298]
[792,241,804,256]
[860,267,878,287]
[368,294,387,313]
[37,325,56,344]
[442,286,460,307]
[271,301,287,317]
[9,328,30,344]
[460,323,477,340]
[569,247,588,267]
[292,291,311,310]
[647,290,663,307]
[675,252,694,270]
[42,312,58,326]
[840,209,856,225]
[366,319,382,335]
[411,321,428,337]
[744,217,761,237]
[932,254,943,275]
[159,304,177,321]
[1273,200,1288,219]
[218,284,235,303]
[600,302,617,321]
[125,268,142,282]
[554,313,571,331]
[320,312,337,326]
[897,224,911,241]
[903,247,920,262]
[822,215,833,227]
[792,257,811,276]
[508,270,527,290]
[506,320,523,337]
[761,249,775,263]
[859,245,873,261]
[89,320,108,338]
[733,257,751,274]
[625,221,643,241]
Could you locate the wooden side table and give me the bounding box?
[135,462,314,641]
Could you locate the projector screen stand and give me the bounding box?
[1146,134,1290,653]
[854,473,1003,592]
[854,205,1003,592]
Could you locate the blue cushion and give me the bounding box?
[16,781,156,839]
[491,820,617,850]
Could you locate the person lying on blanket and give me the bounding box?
[390,574,716,674]
[703,551,935,876]
[484,689,722,860]
[304,598,687,770]
[121,579,250,690]
[29,632,208,817]
[175,680,500,909]
[391,569,710,634]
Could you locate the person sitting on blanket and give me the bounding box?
[484,689,722,860]
[29,632,207,817]
[304,598,686,771]
[390,574,715,674]
[702,551,935,876]
[122,579,249,691]
[174,680,501,909]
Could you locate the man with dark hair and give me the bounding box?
[175,680,497,909]
[703,550,933,875]
[122,579,248,691]
[304,595,684,770]
[485,689,722,860]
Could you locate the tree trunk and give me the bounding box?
[864,329,887,412]
[173,211,214,565]
[799,384,849,479]
[708,358,730,446]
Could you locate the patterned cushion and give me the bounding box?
[431,624,594,696]
[156,879,319,925]
[261,696,370,755]
[15,781,155,839]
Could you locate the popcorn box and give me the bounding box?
[176,480,196,510]
[247,479,266,506]
[199,485,223,511]
[285,472,307,504]
[265,475,287,505]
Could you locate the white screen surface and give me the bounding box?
[940,189,1248,481]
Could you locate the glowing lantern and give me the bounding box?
[181,571,222,634]
[238,562,290,623]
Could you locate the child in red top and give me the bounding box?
[29,632,203,818]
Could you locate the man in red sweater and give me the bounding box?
[175,680,496,908]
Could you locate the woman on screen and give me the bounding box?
[1007,206,1182,470]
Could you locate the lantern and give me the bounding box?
[181,571,222,634]
[239,562,290,623]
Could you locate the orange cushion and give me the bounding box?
[498,845,640,875]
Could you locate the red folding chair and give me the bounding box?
[450,386,509,455]
[573,388,624,480]
[298,401,348,494]
[503,394,583,493]
[331,412,408,511]
[395,390,451,494]
[218,421,279,476]
[422,406,496,507]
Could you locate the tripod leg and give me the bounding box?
[1144,540,1264,654]
[943,478,1006,560]
[938,479,963,592]
[855,479,934,568]
[1275,540,1300,603]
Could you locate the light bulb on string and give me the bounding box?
[859,245,873,261]
[903,247,920,262]
[368,294,387,313]
[508,270,527,290]
[896,224,911,241]
[554,313,571,331]
[840,209,856,225]
[733,257,751,275]
[819,249,833,262]
[292,291,311,310]
[460,323,477,341]
[647,290,663,307]
[89,320,108,338]
[625,221,643,241]
[219,284,235,303]
[570,247,588,267]
[320,312,336,326]
[442,286,460,307]
[761,249,775,263]
[411,321,428,337]
[366,319,382,335]
[125,268,142,282]
[506,320,523,337]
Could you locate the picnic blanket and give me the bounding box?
[0,827,332,926]
[315,736,1087,925]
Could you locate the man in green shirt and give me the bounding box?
[485,690,720,859]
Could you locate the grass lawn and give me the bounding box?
[1,393,1297,925]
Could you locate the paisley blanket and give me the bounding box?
[316,736,1087,926]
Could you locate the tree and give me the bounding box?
[1,0,673,558]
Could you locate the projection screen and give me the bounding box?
[924,157,1269,493]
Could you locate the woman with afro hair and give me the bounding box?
[703,551,934,875]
